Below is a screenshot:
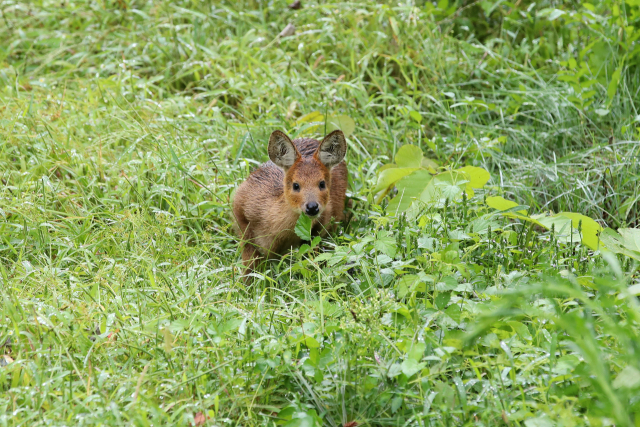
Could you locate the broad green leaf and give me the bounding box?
[390,396,403,413]
[387,169,433,214]
[626,284,640,296]
[619,228,640,252]
[313,253,333,262]
[598,228,640,261]
[401,358,426,378]
[558,212,603,250]
[599,228,624,251]
[394,145,423,168]
[440,243,460,264]
[458,166,490,188]
[277,407,296,422]
[387,363,403,378]
[302,335,320,349]
[409,110,422,123]
[407,342,426,362]
[536,215,579,243]
[377,163,397,174]
[524,416,554,427]
[448,229,471,241]
[296,111,323,124]
[508,321,532,341]
[435,291,451,309]
[218,318,242,334]
[436,276,458,291]
[417,236,437,251]
[613,366,640,389]
[294,214,312,241]
[283,413,319,427]
[420,171,468,205]
[469,216,501,235]
[396,274,425,298]
[445,304,461,323]
[435,176,469,200]
[486,196,527,214]
[327,115,355,138]
[372,167,420,195]
[307,300,342,317]
[374,230,397,258]
[421,158,439,173]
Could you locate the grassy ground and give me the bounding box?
[1,0,640,426]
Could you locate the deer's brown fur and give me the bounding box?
[233,130,348,275]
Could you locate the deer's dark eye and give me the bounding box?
[319,181,326,190]
[293,183,300,191]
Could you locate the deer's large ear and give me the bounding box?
[268,130,299,170]
[317,130,347,169]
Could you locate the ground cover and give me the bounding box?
[1,1,639,425]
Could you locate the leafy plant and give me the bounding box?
[1,0,639,426]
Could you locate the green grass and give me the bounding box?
[1,0,640,426]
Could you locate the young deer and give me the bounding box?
[233,130,348,275]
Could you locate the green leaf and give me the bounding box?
[401,358,426,378]
[599,228,621,250]
[327,115,355,138]
[445,304,461,323]
[394,145,423,168]
[470,216,501,235]
[508,321,532,341]
[458,166,490,188]
[396,274,425,298]
[435,176,468,200]
[294,214,312,241]
[387,169,433,214]
[295,112,324,135]
[435,291,451,310]
[486,196,526,214]
[417,236,437,251]
[420,171,468,205]
[619,228,640,252]
[283,412,319,427]
[613,366,640,389]
[217,318,243,334]
[421,157,439,172]
[436,276,458,291]
[302,335,320,349]
[372,167,420,195]
[307,300,343,317]
[524,416,554,427]
[557,212,603,250]
[374,230,397,258]
[536,215,579,243]
[296,111,323,124]
[409,110,422,123]
[313,253,333,262]
[390,396,403,413]
[387,363,403,378]
[407,342,426,361]
[598,229,640,262]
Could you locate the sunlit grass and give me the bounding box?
[1,0,639,426]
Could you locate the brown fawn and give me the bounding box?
[232,129,348,274]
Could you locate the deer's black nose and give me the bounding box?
[305,202,319,216]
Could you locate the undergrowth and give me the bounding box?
[1,0,639,426]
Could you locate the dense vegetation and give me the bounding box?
[1,0,639,425]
